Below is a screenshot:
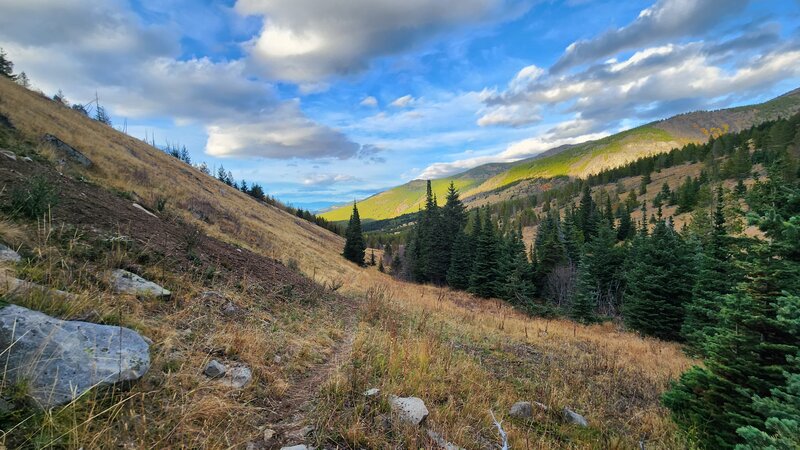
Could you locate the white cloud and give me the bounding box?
[552,0,750,72]
[477,103,541,127]
[0,0,361,161]
[302,173,359,185]
[360,96,378,107]
[391,94,416,108]
[236,0,516,82]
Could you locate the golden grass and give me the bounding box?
[0,78,694,448]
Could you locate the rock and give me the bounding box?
[389,395,429,426]
[427,429,465,450]
[43,134,92,167]
[280,446,308,450]
[1,150,16,161]
[22,156,33,162]
[562,407,588,427]
[261,428,276,442]
[220,365,251,389]
[364,388,380,397]
[0,304,150,408]
[221,301,240,315]
[132,203,157,218]
[298,425,315,437]
[204,360,226,379]
[0,398,14,414]
[273,355,282,364]
[534,401,549,412]
[509,401,533,419]
[0,272,75,301]
[0,243,21,262]
[110,269,170,298]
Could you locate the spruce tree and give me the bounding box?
[572,219,624,322]
[343,202,366,265]
[623,211,695,340]
[0,48,14,78]
[446,231,473,290]
[469,210,501,298]
[502,229,534,305]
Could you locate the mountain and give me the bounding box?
[322,87,800,221]
[0,76,692,449]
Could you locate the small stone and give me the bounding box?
[0,243,21,263]
[280,446,308,450]
[534,401,549,412]
[110,269,170,298]
[262,428,276,442]
[562,407,589,427]
[220,365,251,389]
[273,355,282,364]
[0,150,16,161]
[389,395,429,426]
[132,203,157,218]
[364,388,380,397]
[299,425,315,437]
[509,401,533,419]
[204,360,226,379]
[22,156,33,162]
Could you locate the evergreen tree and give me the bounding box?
[343,202,366,265]
[623,212,695,340]
[378,258,385,273]
[502,229,534,305]
[577,184,599,241]
[469,210,501,298]
[616,204,633,241]
[446,231,473,290]
[682,185,740,355]
[369,249,376,266]
[0,48,14,78]
[573,219,624,322]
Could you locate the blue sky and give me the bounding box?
[2,0,799,210]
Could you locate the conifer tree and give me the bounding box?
[577,184,599,241]
[616,204,634,241]
[343,202,366,265]
[502,229,534,305]
[446,231,473,290]
[0,48,14,78]
[623,211,695,340]
[572,219,624,322]
[469,209,501,298]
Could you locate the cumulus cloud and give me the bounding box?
[552,0,750,72]
[0,0,361,160]
[236,0,517,82]
[391,95,417,108]
[360,96,378,107]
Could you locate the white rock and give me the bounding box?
[534,401,549,412]
[204,360,226,379]
[389,395,429,425]
[562,407,588,427]
[220,365,251,389]
[1,150,16,161]
[280,445,308,450]
[110,269,170,298]
[132,203,157,218]
[0,304,150,408]
[509,401,533,419]
[0,243,21,262]
[364,388,380,397]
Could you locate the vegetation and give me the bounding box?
[342,202,366,265]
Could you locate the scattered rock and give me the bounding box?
[0,304,150,408]
[22,156,33,162]
[509,401,533,419]
[562,407,588,427]
[261,428,276,442]
[1,149,16,161]
[364,388,380,397]
[534,401,549,412]
[280,445,308,450]
[132,203,157,218]
[0,243,21,262]
[0,272,75,301]
[222,301,240,315]
[273,355,282,364]
[204,360,226,379]
[220,365,251,389]
[43,134,92,167]
[389,395,429,426]
[110,269,170,298]
[427,429,465,450]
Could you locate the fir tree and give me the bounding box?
[469,210,501,298]
[0,48,14,78]
[623,212,695,340]
[573,219,624,322]
[502,228,534,305]
[343,202,366,265]
[446,231,473,290]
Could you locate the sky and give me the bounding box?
[1,0,800,210]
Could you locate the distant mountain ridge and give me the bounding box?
[321,87,800,221]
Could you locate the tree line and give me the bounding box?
[343,112,800,448]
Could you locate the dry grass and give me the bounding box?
[0,78,694,448]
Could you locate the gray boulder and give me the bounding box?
[0,304,150,408]
[204,359,226,379]
[562,407,588,427]
[389,395,429,425]
[43,134,92,167]
[220,365,251,389]
[509,401,533,419]
[0,243,21,263]
[0,273,75,301]
[110,269,170,298]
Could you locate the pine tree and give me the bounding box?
[616,204,633,241]
[469,210,501,298]
[0,48,14,78]
[577,184,599,241]
[343,202,366,265]
[623,212,695,340]
[446,231,472,290]
[572,219,624,322]
[502,228,534,305]
[682,185,739,355]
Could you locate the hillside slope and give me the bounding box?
[0,77,692,449]
[323,87,800,221]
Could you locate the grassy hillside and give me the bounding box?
[324,87,800,221]
[0,77,692,449]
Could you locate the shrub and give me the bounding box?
[8,176,59,219]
